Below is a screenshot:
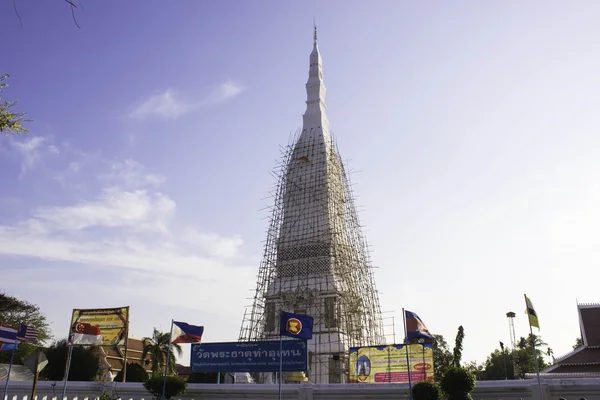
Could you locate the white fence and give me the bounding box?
[3,379,600,400]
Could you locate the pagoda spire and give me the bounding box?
[303,25,328,130]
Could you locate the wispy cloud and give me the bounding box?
[0,148,253,320]
[11,136,59,178]
[128,80,245,121]
[201,80,245,106]
[128,89,193,120]
[98,158,166,189]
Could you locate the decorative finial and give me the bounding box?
[313,19,317,44]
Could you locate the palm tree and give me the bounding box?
[141,328,182,375]
[527,333,548,349]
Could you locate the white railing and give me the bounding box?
[3,379,600,400]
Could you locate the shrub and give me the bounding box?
[440,366,476,400]
[412,380,441,400]
[143,375,187,400]
[114,362,148,382]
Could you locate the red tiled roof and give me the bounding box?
[558,347,600,365]
[100,337,153,372]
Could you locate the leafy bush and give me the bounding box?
[43,339,99,381]
[440,366,476,400]
[412,380,441,400]
[114,362,148,382]
[144,375,187,400]
[98,392,118,400]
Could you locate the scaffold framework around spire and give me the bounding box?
[238,28,385,384]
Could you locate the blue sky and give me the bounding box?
[2,0,600,367]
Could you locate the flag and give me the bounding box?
[405,310,433,340]
[524,295,540,329]
[0,342,17,351]
[70,322,103,345]
[171,321,204,344]
[0,324,18,344]
[280,311,313,340]
[17,324,40,344]
[499,341,504,351]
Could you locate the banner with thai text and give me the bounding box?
[348,343,434,383]
[68,307,129,346]
[191,340,308,372]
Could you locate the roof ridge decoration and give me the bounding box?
[578,302,600,308]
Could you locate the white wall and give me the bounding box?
[3,379,600,400]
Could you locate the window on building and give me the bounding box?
[265,303,275,332]
[324,297,338,328]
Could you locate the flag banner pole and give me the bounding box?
[525,294,543,400]
[529,322,543,399]
[278,333,283,400]
[161,320,174,400]
[402,308,413,400]
[122,321,130,382]
[422,344,426,381]
[2,346,16,400]
[30,348,40,400]
[61,345,74,400]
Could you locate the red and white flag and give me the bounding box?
[70,322,103,345]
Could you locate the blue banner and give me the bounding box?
[191,340,308,372]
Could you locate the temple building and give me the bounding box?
[239,28,385,384]
[542,303,600,377]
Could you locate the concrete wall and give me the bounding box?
[4,379,600,400]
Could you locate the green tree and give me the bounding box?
[452,326,465,367]
[464,360,484,381]
[480,349,514,380]
[141,328,182,375]
[144,375,187,400]
[440,366,476,400]
[0,291,51,364]
[481,340,548,380]
[431,334,453,380]
[114,362,148,382]
[573,337,584,349]
[42,339,100,381]
[0,75,28,134]
[412,380,441,400]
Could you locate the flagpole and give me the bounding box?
[402,308,413,400]
[62,345,74,400]
[122,321,130,382]
[278,333,283,400]
[421,344,426,381]
[30,348,40,400]
[161,320,174,400]
[525,294,543,400]
[2,346,16,400]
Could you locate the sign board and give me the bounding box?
[191,340,308,373]
[68,307,129,346]
[348,343,434,384]
[25,349,48,373]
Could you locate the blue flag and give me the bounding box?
[280,311,313,340]
[405,310,433,340]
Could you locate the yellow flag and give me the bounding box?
[524,295,540,329]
